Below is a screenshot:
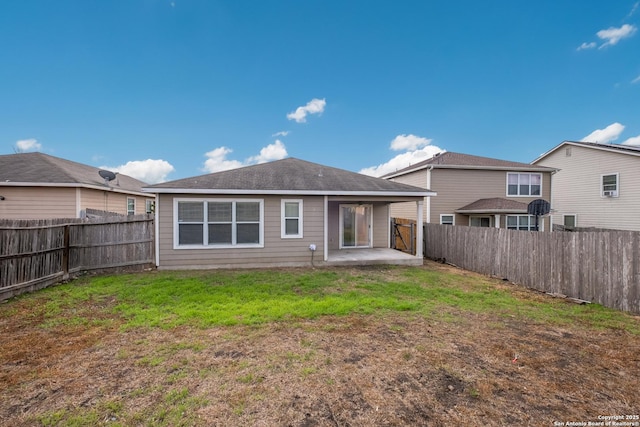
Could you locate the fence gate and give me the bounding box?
[391,218,415,255]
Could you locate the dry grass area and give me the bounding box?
[1,260,639,426]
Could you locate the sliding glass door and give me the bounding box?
[340,204,372,248]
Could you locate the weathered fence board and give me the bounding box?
[0,215,154,300]
[423,223,640,314]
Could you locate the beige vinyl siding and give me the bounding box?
[390,168,552,230]
[157,194,326,269]
[538,145,640,231]
[389,170,428,219]
[81,189,153,216]
[372,204,389,248]
[0,187,77,219]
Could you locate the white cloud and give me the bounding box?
[286,98,326,123]
[106,159,175,184]
[359,145,445,177]
[247,140,288,164]
[203,147,244,173]
[627,1,639,18]
[15,138,42,152]
[632,75,640,84]
[203,141,289,173]
[581,122,626,144]
[390,134,433,151]
[597,24,637,48]
[622,135,640,146]
[577,41,597,51]
[272,131,290,137]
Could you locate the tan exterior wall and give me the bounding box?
[157,194,326,269]
[79,188,153,216]
[0,187,77,219]
[157,195,404,269]
[0,186,154,219]
[536,145,640,231]
[390,168,552,231]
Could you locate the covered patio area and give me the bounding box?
[325,248,423,267]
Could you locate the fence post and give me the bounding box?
[62,225,70,280]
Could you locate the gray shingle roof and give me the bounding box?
[0,152,148,194]
[146,158,432,195]
[383,151,555,178]
[456,198,528,213]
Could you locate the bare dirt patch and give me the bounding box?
[1,261,639,426]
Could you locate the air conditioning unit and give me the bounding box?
[603,190,617,197]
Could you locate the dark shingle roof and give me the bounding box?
[456,198,528,213]
[146,158,432,195]
[383,151,554,178]
[0,152,148,194]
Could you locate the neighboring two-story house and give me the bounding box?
[384,151,556,230]
[532,140,640,232]
[0,152,154,219]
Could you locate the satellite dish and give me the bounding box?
[99,169,117,184]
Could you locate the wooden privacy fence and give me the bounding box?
[0,215,154,301]
[424,223,640,314]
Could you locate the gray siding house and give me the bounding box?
[0,152,153,219]
[144,158,435,269]
[384,151,556,231]
[533,141,640,231]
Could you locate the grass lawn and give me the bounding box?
[1,260,639,426]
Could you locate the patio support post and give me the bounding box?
[416,199,423,258]
[494,214,501,228]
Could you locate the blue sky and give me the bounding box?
[2,1,639,183]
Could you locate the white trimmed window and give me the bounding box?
[145,199,154,214]
[507,173,542,197]
[563,214,577,229]
[127,198,136,216]
[440,214,454,225]
[281,199,303,238]
[601,173,619,197]
[175,199,263,248]
[506,215,543,231]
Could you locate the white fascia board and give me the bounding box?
[533,140,640,164]
[456,209,528,214]
[1,181,150,197]
[144,188,436,197]
[386,165,553,178]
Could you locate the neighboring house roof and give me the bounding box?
[145,157,434,196]
[532,140,640,164]
[456,198,528,214]
[383,151,555,179]
[0,152,149,196]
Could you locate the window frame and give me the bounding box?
[127,197,136,216]
[601,173,619,197]
[173,198,264,249]
[469,216,491,227]
[281,199,303,239]
[440,214,454,225]
[145,199,155,214]
[506,172,542,197]
[506,214,544,231]
[563,214,577,229]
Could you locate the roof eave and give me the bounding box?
[386,164,554,178]
[144,188,436,197]
[455,208,528,214]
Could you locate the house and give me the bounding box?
[0,152,154,219]
[383,151,556,231]
[143,158,434,269]
[532,140,640,231]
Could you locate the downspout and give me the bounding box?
[549,169,558,232]
[324,195,328,262]
[154,194,160,267]
[426,165,433,223]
